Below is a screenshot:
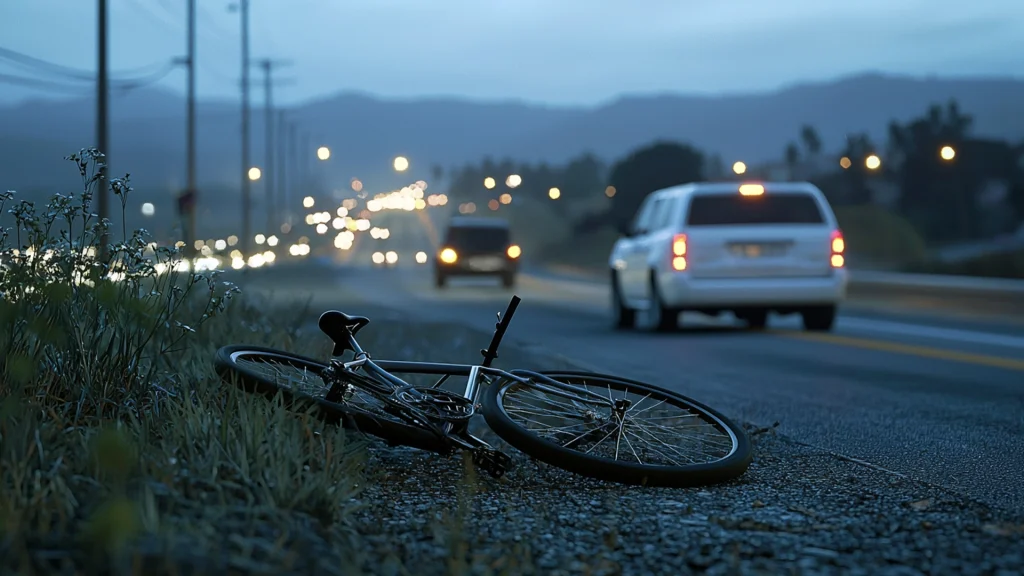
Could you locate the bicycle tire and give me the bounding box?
[214,345,449,454]
[480,370,752,487]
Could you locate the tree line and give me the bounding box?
[438,100,1024,247]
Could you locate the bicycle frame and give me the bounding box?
[328,295,614,421]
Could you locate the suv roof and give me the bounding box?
[652,181,827,199]
[446,216,510,229]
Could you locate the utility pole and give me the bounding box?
[288,120,297,225]
[240,0,251,256]
[276,109,287,225]
[301,131,311,197]
[97,0,109,250]
[255,58,292,233]
[178,0,198,254]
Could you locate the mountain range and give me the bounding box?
[2,71,1024,206]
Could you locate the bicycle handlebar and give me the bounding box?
[480,295,521,368]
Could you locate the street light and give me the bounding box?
[732,161,747,175]
[317,146,330,161]
[506,174,522,188]
[839,156,852,169]
[393,156,409,172]
[248,167,262,181]
[865,154,881,170]
[548,187,561,200]
[141,202,155,216]
[940,145,956,161]
[483,177,496,189]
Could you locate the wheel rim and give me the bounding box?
[495,374,739,469]
[229,350,403,424]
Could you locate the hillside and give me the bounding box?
[2,72,1023,198]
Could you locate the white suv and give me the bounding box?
[608,181,848,332]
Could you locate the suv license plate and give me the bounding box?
[468,256,503,271]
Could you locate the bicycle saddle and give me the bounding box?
[318,310,370,355]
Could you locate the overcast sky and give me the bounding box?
[2,0,1023,106]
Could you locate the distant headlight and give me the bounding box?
[439,247,458,264]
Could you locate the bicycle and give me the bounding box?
[214,295,752,487]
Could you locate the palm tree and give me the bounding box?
[800,125,822,156]
[785,143,801,179]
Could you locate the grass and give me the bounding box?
[0,150,585,575]
[0,150,366,574]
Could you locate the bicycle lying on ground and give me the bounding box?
[214,296,752,487]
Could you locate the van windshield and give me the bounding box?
[444,226,510,251]
[685,192,825,226]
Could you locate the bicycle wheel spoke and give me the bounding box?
[497,376,737,468]
[233,355,399,424]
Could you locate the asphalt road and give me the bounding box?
[302,209,1024,514]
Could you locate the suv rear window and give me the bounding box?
[685,193,825,226]
[444,226,510,251]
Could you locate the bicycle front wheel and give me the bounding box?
[214,345,448,454]
[480,370,752,487]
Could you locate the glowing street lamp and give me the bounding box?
[940,146,956,161]
[732,161,747,175]
[548,187,561,200]
[865,154,881,170]
[393,156,409,172]
[483,177,496,189]
[506,174,522,188]
[317,146,331,160]
[839,156,852,169]
[248,167,262,181]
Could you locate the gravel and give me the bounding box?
[352,427,1024,575]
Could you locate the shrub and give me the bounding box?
[0,150,364,573]
[834,205,929,269]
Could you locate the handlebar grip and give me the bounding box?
[498,295,521,328]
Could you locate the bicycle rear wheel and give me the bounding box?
[480,370,752,487]
[214,345,448,454]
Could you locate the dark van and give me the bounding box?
[434,217,521,288]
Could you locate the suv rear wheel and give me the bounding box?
[645,272,678,332]
[610,270,635,330]
[802,305,836,331]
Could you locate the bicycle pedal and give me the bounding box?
[473,449,512,478]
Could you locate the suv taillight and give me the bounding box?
[671,234,687,271]
[830,230,845,268]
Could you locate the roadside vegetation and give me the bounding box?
[0,150,365,573]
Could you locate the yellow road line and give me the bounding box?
[780,331,1024,372]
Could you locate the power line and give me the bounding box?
[0,63,179,97]
[0,72,94,94]
[0,46,169,83]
